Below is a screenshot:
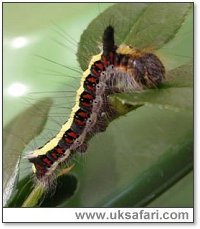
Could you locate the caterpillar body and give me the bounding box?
[28,26,165,186]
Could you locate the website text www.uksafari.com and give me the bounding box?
[74,208,193,222]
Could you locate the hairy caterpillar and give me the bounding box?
[27,25,165,187]
[3,2,194,211]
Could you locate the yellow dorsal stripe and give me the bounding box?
[32,53,102,157]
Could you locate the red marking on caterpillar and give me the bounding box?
[28,25,165,187]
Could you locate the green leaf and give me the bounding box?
[125,3,191,49]
[113,88,193,111]
[165,62,193,87]
[3,98,53,206]
[157,8,193,70]
[22,184,45,208]
[77,3,192,70]
[6,176,34,207]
